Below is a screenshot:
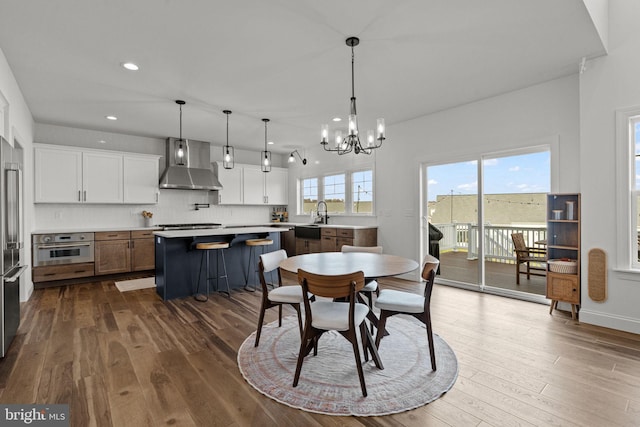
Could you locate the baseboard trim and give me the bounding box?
[579,309,640,335]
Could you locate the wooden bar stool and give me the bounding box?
[194,241,231,301]
[245,238,273,291]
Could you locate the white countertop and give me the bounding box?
[32,223,376,235]
[154,226,290,239]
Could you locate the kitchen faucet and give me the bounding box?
[316,201,329,224]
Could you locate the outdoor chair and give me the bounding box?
[511,232,547,285]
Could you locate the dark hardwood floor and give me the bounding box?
[1,276,639,426]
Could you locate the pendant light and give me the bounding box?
[261,118,271,173]
[175,100,187,165]
[222,110,234,169]
[320,37,386,155]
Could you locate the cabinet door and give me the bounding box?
[243,166,266,204]
[321,236,337,252]
[308,239,322,254]
[34,146,83,203]
[83,152,123,203]
[215,162,243,204]
[124,155,159,204]
[131,237,155,271]
[95,240,131,275]
[265,168,288,205]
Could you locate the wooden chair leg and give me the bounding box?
[278,304,283,327]
[364,324,383,370]
[549,300,557,314]
[254,301,267,347]
[348,330,367,397]
[292,303,303,339]
[516,262,520,285]
[423,311,437,371]
[374,311,389,349]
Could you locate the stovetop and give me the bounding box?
[157,223,223,231]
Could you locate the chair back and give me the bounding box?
[421,254,440,304]
[341,245,383,254]
[297,269,365,299]
[511,233,526,252]
[258,249,287,292]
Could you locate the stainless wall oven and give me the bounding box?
[33,233,94,267]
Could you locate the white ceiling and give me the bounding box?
[0,0,605,154]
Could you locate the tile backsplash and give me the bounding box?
[33,189,271,230]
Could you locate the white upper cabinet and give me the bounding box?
[214,162,243,205]
[34,145,83,203]
[265,167,288,205]
[213,162,288,205]
[243,166,266,205]
[34,144,160,204]
[124,155,159,204]
[83,151,123,203]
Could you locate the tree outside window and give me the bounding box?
[324,174,345,213]
[352,170,373,213]
[302,178,318,214]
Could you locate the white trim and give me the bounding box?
[614,107,640,270]
[579,309,640,335]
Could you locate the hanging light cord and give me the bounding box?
[179,103,183,140]
[225,112,229,148]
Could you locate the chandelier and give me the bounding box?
[321,37,385,155]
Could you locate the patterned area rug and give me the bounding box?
[237,315,458,416]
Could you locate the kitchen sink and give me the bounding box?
[295,225,321,239]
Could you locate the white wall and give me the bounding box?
[383,75,580,274]
[0,47,35,301]
[579,0,640,334]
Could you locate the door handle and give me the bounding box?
[4,265,27,283]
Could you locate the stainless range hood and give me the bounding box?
[159,138,223,191]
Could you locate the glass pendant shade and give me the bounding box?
[222,110,234,169]
[261,118,271,173]
[175,100,186,165]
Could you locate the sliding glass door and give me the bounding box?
[423,148,550,299]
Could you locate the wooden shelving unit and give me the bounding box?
[546,193,581,319]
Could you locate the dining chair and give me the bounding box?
[373,254,440,371]
[340,245,383,324]
[294,269,384,397]
[254,249,304,347]
[511,232,546,285]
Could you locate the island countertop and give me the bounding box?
[153,226,292,239]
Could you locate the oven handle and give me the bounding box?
[4,265,27,283]
[36,242,92,249]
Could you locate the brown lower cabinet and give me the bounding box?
[95,231,132,275]
[298,227,377,255]
[131,230,156,271]
[32,262,95,283]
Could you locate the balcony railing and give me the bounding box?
[433,223,547,263]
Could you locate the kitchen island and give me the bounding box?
[154,226,291,300]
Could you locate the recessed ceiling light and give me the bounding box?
[122,62,139,71]
[332,117,342,122]
[267,141,274,145]
[98,140,106,144]
[105,115,117,121]
[314,160,320,164]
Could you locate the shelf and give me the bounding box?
[547,220,579,223]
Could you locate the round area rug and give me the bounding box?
[237,315,458,416]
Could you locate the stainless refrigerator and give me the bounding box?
[1,136,26,357]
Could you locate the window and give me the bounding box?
[352,170,373,213]
[324,174,345,214]
[298,169,374,215]
[301,178,318,214]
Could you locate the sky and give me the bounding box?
[426,151,551,202]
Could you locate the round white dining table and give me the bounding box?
[279,252,419,278]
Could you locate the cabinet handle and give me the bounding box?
[78,190,81,202]
[218,194,222,204]
[156,193,159,203]
[83,190,87,201]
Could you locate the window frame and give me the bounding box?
[615,108,640,271]
[297,168,375,216]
